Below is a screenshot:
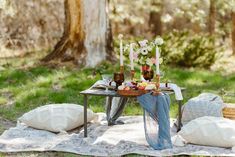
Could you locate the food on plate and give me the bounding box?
[118,81,157,91]
[145,84,156,90]
[118,85,125,90]
[138,86,145,90]
[137,82,148,87]
[124,86,130,90]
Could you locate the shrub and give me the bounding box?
[161,31,222,68]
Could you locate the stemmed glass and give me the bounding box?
[113,72,124,89]
[101,74,112,92]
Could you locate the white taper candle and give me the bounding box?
[156,47,160,75]
[120,40,124,66]
[129,43,134,70]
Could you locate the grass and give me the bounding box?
[0,53,234,121]
[0,97,7,106]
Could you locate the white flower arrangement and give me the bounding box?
[125,37,164,67]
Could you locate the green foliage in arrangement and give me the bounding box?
[161,31,222,68]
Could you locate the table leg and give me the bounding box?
[106,96,113,125]
[84,95,88,137]
[177,100,182,132]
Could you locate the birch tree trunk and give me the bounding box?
[232,12,235,55]
[208,0,216,35]
[42,0,113,67]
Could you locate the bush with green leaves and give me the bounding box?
[161,31,222,68]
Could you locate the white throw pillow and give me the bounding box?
[18,104,96,133]
[179,116,235,148]
[181,93,224,125]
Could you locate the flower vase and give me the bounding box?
[141,65,154,82]
[141,65,150,71]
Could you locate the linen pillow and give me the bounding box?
[181,93,224,125]
[179,116,235,148]
[18,104,96,133]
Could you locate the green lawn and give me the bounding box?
[0,55,234,122]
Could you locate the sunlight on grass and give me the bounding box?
[0,97,7,105]
[185,78,204,86]
[34,76,52,87]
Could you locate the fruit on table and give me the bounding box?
[138,82,148,87]
[124,86,130,90]
[138,86,145,90]
[118,81,156,91]
[132,86,138,90]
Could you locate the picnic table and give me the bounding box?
[80,87,185,137]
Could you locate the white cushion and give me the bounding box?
[179,116,235,148]
[181,93,224,125]
[18,104,96,133]
[171,135,186,147]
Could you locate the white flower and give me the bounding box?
[154,37,164,45]
[140,47,148,55]
[139,39,148,47]
[147,46,152,51]
[162,14,172,23]
[118,34,123,40]
[139,57,145,64]
[146,58,153,66]
[124,44,129,52]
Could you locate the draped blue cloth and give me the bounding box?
[137,92,172,150]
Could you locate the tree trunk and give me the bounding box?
[208,0,216,35]
[42,0,113,67]
[149,0,163,36]
[105,0,114,61]
[232,12,235,55]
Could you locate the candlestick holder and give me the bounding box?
[120,66,124,73]
[152,74,161,96]
[130,70,135,81]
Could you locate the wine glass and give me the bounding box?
[101,74,112,91]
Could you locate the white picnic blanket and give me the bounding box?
[0,114,234,156]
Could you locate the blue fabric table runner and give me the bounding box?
[137,92,172,150]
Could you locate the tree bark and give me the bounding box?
[105,0,115,62]
[208,0,216,35]
[42,0,113,67]
[232,12,235,55]
[149,0,163,36]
